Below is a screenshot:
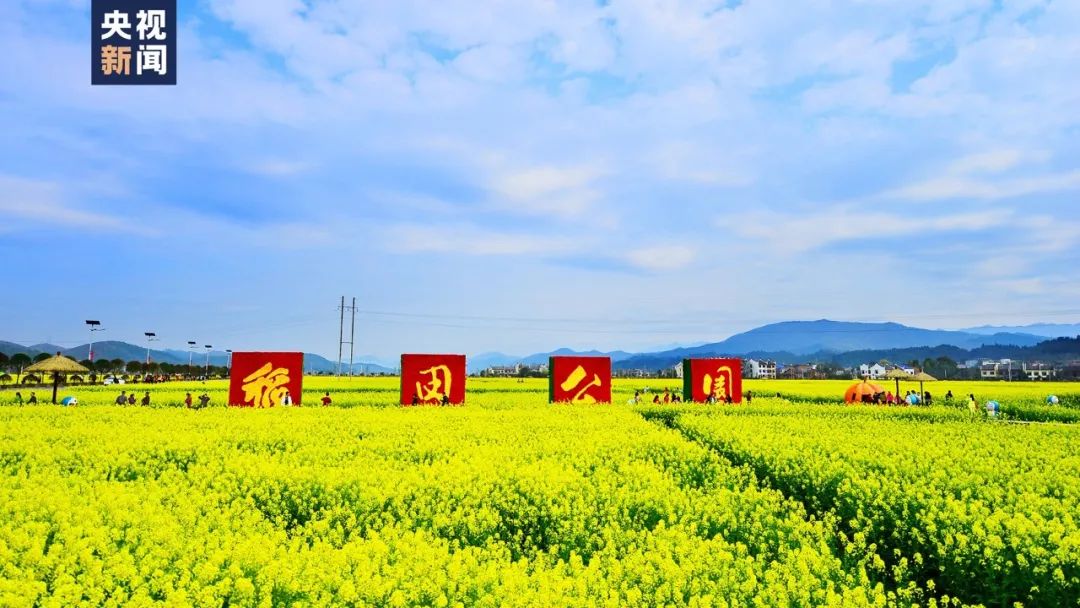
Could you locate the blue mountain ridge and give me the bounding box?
[2,319,1059,373]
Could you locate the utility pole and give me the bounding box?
[187,341,197,376]
[204,345,212,376]
[336,296,356,377]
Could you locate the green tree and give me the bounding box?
[126,360,143,374]
[33,352,50,363]
[934,356,958,379]
[10,353,31,384]
[0,352,9,370]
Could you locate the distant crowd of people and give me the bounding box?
[628,387,753,405]
[7,388,340,408]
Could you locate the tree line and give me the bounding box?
[0,352,229,385]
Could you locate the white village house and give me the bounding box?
[745,359,777,379]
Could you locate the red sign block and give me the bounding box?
[549,356,611,403]
[401,354,466,405]
[683,358,742,403]
[228,352,304,407]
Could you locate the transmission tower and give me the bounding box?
[336,296,357,376]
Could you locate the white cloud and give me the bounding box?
[488,164,606,218]
[385,223,580,256]
[248,159,314,177]
[730,206,1015,254]
[946,149,1045,175]
[648,142,755,186]
[885,170,1080,202]
[624,245,696,272]
[0,175,149,234]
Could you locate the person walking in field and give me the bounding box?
[320,392,332,406]
[663,389,671,404]
[411,393,420,406]
[441,393,450,406]
[140,392,150,406]
[184,392,193,408]
[967,394,977,414]
[745,390,752,404]
[127,393,136,405]
[14,392,23,405]
[115,391,127,405]
[281,390,293,406]
[28,392,37,404]
[198,393,211,408]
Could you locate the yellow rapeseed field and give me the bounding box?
[0,377,1078,606]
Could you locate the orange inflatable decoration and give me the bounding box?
[844,380,884,404]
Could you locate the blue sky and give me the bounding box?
[1,0,1078,362]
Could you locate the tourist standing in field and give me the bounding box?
[27,392,37,404]
[967,394,977,413]
[281,390,293,406]
[184,393,193,408]
[115,391,127,405]
[198,393,210,408]
[140,392,150,406]
[127,393,136,405]
[320,392,332,406]
[14,392,23,405]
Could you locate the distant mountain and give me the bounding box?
[823,336,1080,368]
[0,340,390,373]
[302,353,393,374]
[468,352,520,372]
[466,348,636,372]
[963,323,1080,338]
[0,319,1057,375]
[521,348,634,365]
[611,320,1045,371]
[0,341,46,357]
[703,320,1042,355]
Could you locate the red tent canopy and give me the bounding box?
[844,380,884,404]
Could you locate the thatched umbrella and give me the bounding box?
[884,368,914,402]
[25,353,90,404]
[912,371,938,404]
